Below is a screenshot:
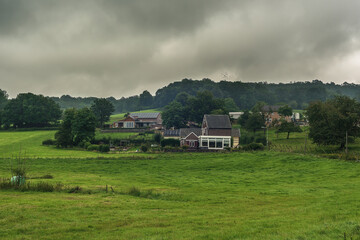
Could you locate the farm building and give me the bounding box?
[111,112,162,129]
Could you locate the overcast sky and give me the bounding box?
[1,0,360,98]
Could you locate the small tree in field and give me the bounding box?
[276,120,302,139]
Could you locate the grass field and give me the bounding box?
[1,130,360,239]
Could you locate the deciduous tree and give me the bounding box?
[307,96,360,148]
[90,98,115,128]
[276,120,302,139]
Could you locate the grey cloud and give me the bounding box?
[0,0,359,98]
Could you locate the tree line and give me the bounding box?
[0,90,114,130]
[48,79,360,113]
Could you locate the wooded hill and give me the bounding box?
[49,79,360,113]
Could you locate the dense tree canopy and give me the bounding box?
[307,96,360,148]
[139,90,153,107]
[187,91,226,124]
[278,105,293,117]
[55,108,76,147]
[162,101,187,129]
[0,89,9,128]
[244,112,265,134]
[3,93,61,128]
[162,91,227,128]
[55,108,96,147]
[90,98,115,127]
[72,108,97,145]
[48,79,360,113]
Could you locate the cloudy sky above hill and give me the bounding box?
[1,0,360,98]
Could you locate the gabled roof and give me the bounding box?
[163,129,180,137]
[130,112,160,119]
[180,128,202,138]
[203,115,231,129]
[261,105,280,112]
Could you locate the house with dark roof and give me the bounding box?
[111,112,162,129]
[179,115,240,149]
[180,128,202,148]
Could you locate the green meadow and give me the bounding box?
[0,130,360,239]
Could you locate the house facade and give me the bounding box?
[179,115,240,150]
[180,128,201,149]
[111,112,162,129]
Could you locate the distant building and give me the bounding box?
[111,112,162,129]
[261,105,291,126]
[229,112,244,120]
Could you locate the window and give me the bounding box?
[202,139,208,147]
[216,138,223,148]
[124,122,134,128]
[224,139,230,148]
[209,138,216,148]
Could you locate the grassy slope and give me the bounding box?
[1,151,360,239]
[0,131,140,158]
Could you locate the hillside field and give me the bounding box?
[0,131,360,239]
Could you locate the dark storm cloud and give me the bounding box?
[0,0,359,98]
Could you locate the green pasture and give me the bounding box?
[1,152,360,239]
[0,131,144,158]
[1,130,360,239]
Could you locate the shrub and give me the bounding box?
[68,186,82,193]
[99,144,110,153]
[42,139,56,145]
[255,136,267,145]
[243,143,264,151]
[128,186,141,197]
[224,147,232,152]
[140,145,148,152]
[161,138,180,147]
[79,141,91,149]
[154,133,162,143]
[182,145,189,150]
[33,182,54,192]
[87,144,99,151]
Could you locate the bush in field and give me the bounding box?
[154,133,162,143]
[42,139,56,146]
[140,145,148,152]
[255,136,267,145]
[182,145,189,150]
[87,144,99,151]
[99,144,110,153]
[243,143,264,151]
[160,138,180,147]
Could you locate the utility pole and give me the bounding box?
[304,129,307,154]
[345,130,348,155]
[266,126,269,150]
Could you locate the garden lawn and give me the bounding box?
[1,152,360,239]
